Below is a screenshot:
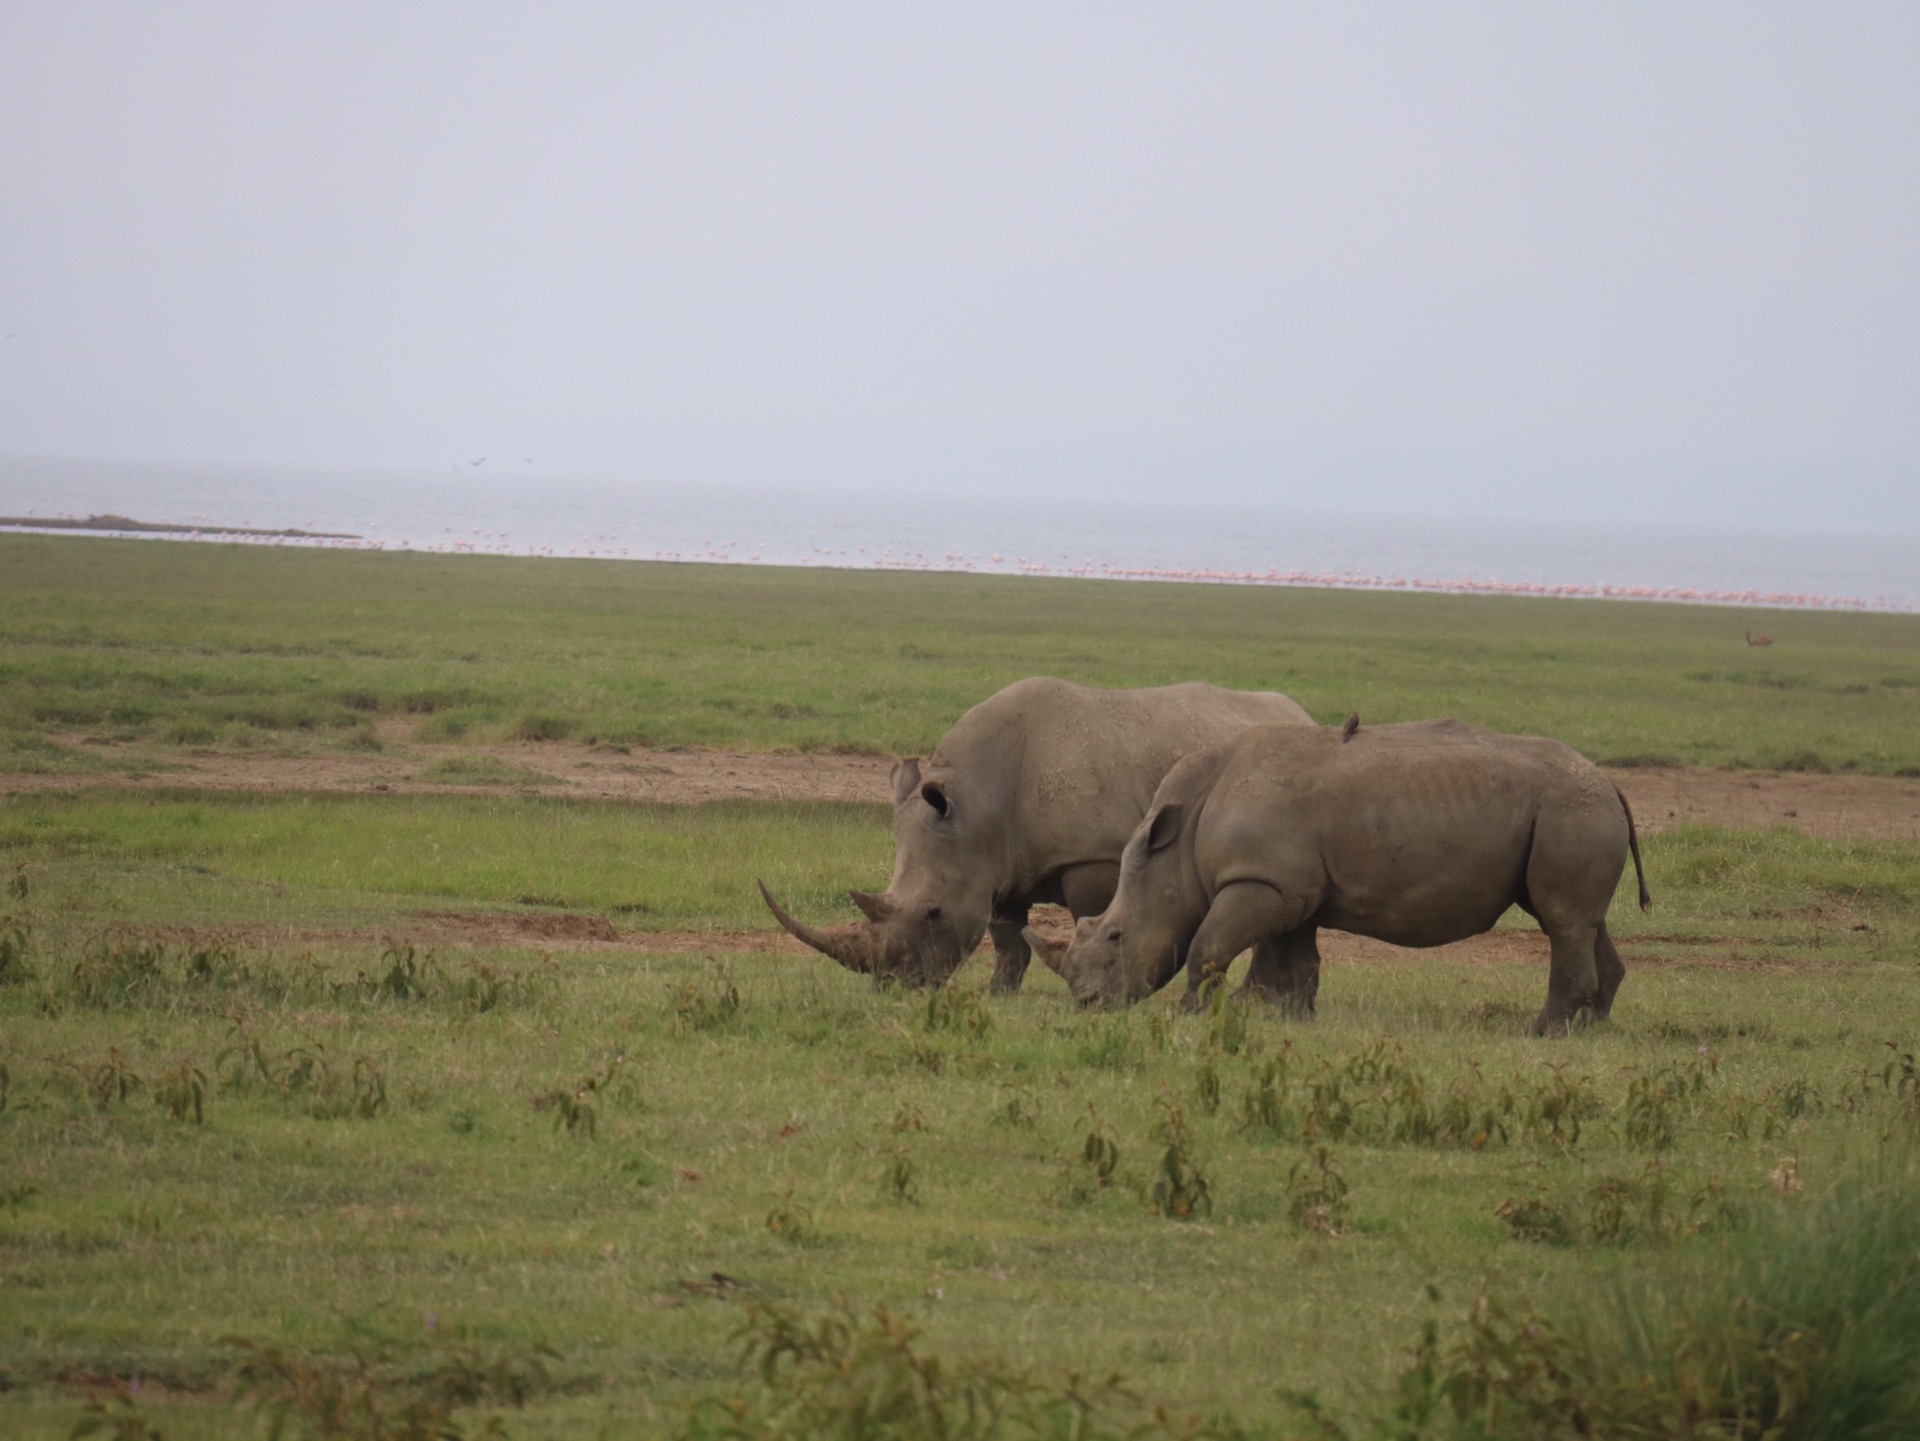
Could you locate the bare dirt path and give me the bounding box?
[21,737,1920,840]
[30,734,893,805]
[35,739,1915,974]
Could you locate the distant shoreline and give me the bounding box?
[0,512,1903,612]
[0,512,359,540]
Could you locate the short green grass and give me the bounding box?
[0,790,892,931]
[409,755,563,788]
[3,539,1918,1437]
[4,534,1919,771]
[1,789,1916,1438]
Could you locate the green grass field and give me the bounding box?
[4,534,1919,772]
[2,537,1918,1439]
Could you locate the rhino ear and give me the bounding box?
[891,758,922,805]
[920,782,951,819]
[1144,803,1185,854]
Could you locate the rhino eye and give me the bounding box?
[925,906,944,923]
[1105,926,1123,942]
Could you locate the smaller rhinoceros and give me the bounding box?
[759,677,1313,990]
[1027,719,1648,1036]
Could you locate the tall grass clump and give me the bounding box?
[1391,1158,1920,1439]
[677,1302,1255,1441]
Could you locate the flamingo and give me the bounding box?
[1746,630,1774,647]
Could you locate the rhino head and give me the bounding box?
[1024,801,1195,1007]
[759,757,995,987]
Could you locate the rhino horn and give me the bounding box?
[848,888,897,923]
[1022,925,1068,977]
[758,880,882,974]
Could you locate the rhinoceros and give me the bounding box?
[1027,719,1649,1035]
[758,677,1313,990]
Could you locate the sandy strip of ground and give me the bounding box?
[18,736,1920,840]
[146,908,1832,984]
[28,739,1916,974]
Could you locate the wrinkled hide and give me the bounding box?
[761,677,1312,989]
[1045,719,1650,1035]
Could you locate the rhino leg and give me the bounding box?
[1533,922,1602,1037]
[1588,922,1625,1021]
[987,907,1032,995]
[992,864,1119,995]
[1238,941,1282,997]
[1239,928,1319,1017]
[1057,861,1121,919]
[1177,881,1302,1012]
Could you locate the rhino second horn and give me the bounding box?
[1022,925,1067,976]
[757,880,881,974]
[848,888,897,923]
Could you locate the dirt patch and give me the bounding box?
[115,913,818,956]
[13,744,1914,971]
[107,912,1814,986]
[1318,929,1548,968]
[1614,766,1920,842]
[1317,927,1816,975]
[28,736,895,805]
[429,911,620,943]
[18,742,1920,839]
[416,915,807,953]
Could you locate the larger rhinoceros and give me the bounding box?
[1028,718,1649,1035]
[758,677,1313,990]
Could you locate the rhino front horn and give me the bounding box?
[758,880,882,974]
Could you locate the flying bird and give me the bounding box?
[469,457,487,467]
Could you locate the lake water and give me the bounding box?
[2,455,1914,612]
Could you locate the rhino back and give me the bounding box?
[933,679,1311,890]
[1198,720,1619,947]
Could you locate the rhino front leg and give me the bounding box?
[1533,922,1601,1037]
[1176,881,1303,1012]
[987,905,1033,994]
[1239,927,1320,1017]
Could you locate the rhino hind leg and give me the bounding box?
[987,910,1033,995]
[1588,922,1626,1021]
[1533,922,1602,1037]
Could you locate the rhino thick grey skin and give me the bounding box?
[1028,719,1650,1036]
[759,677,1312,991]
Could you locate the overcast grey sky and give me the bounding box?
[2,5,1916,531]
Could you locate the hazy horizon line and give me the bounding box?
[5,449,1916,544]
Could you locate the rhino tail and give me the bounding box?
[1611,783,1651,912]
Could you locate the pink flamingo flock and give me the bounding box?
[9,513,1905,612]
